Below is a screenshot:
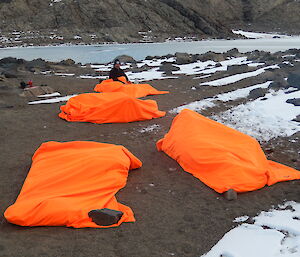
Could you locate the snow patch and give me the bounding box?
[37,92,61,98]
[54,73,75,77]
[232,30,291,39]
[213,89,300,141]
[170,99,216,114]
[139,124,160,133]
[201,65,279,87]
[282,54,296,58]
[193,75,211,80]
[79,75,107,79]
[215,81,272,101]
[233,216,250,223]
[173,57,251,76]
[171,81,272,113]
[202,201,300,257]
[28,94,76,104]
[137,57,176,68]
[127,68,177,82]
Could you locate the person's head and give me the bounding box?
[113,59,121,69]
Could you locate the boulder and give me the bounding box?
[3,70,17,78]
[191,54,200,62]
[115,55,136,63]
[88,208,123,226]
[268,81,289,90]
[264,53,281,63]
[131,64,151,73]
[164,54,174,59]
[286,98,300,106]
[25,58,50,71]
[60,59,76,66]
[22,86,55,97]
[278,63,293,69]
[158,63,180,75]
[0,57,23,65]
[287,72,300,89]
[284,49,300,56]
[175,52,193,64]
[199,51,226,62]
[247,50,264,61]
[225,48,241,57]
[145,56,154,60]
[40,86,55,94]
[259,70,276,81]
[293,115,300,122]
[249,88,268,99]
[0,58,22,74]
[227,64,249,74]
[24,86,46,97]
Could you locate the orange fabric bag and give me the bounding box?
[4,141,142,228]
[94,77,169,98]
[157,109,300,193]
[59,92,165,124]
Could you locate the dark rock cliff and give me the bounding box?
[0,0,299,43]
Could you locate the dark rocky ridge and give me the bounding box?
[0,0,299,46]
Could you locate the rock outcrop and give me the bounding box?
[1,0,298,45]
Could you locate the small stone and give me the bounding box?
[264,148,274,154]
[0,104,13,109]
[140,188,148,194]
[88,208,123,226]
[224,189,238,201]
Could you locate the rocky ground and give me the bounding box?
[0,49,299,257]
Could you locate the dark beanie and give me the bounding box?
[114,59,121,65]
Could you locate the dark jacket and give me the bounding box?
[109,68,129,83]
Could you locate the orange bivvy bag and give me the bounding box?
[59,92,165,124]
[4,141,142,228]
[157,109,300,194]
[94,77,169,98]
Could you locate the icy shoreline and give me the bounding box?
[1,31,300,64]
